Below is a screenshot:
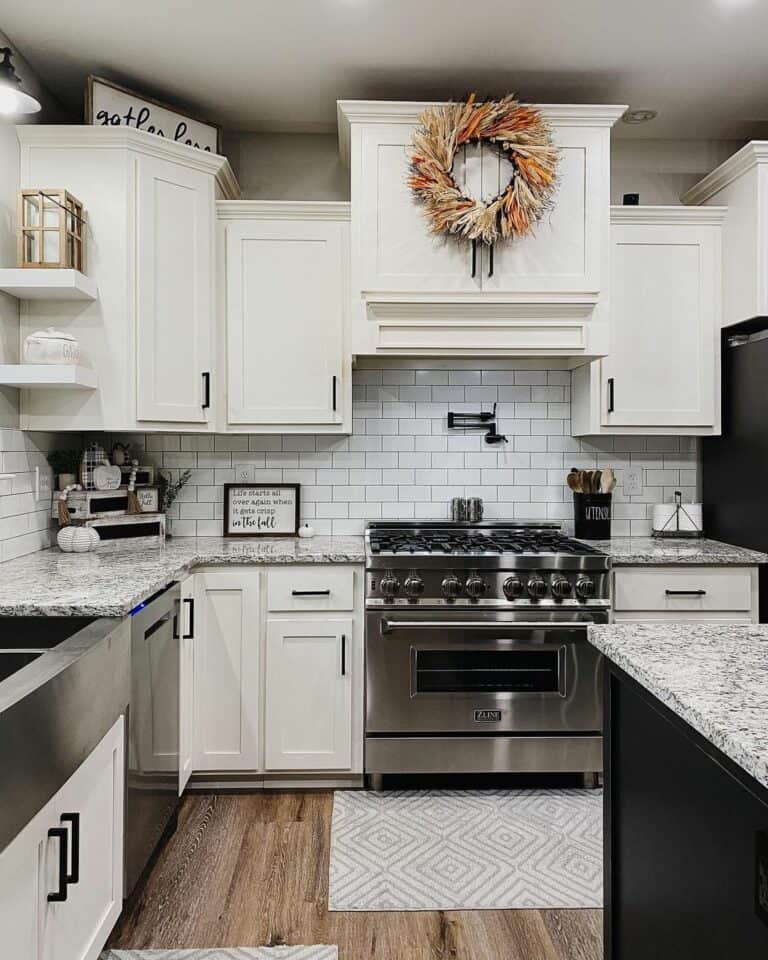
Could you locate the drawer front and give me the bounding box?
[268,566,355,612]
[613,567,753,613]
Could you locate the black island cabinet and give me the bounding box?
[604,664,768,959]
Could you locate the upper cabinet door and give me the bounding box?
[480,127,603,294]
[224,216,346,425]
[603,217,720,427]
[355,123,482,293]
[136,154,213,423]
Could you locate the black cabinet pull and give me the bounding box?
[47,827,69,902]
[291,589,331,596]
[202,371,211,409]
[332,375,337,412]
[341,633,346,676]
[488,243,494,278]
[471,239,477,278]
[665,589,707,596]
[60,813,80,885]
[183,597,195,639]
[607,377,615,413]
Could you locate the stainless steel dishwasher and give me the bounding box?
[126,581,181,895]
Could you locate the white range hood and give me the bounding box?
[337,100,626,361]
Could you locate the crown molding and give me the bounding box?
[217,200,350,221]
[16,125,240,199]
[611,204,727,225]
[337,100,628,164]
[682,141,768,206]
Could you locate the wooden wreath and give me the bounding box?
[408,93,559,245]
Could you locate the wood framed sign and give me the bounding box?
[223,484,300,537]
[85,75,222,153]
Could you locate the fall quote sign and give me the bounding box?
[223,484,300,537]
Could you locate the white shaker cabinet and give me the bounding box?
[217,202,351,433]
[193,569,260,772]
[572,206,725,436]
[0,716,124,960]
[135,154,214,423]
[15,126,238,432]
[264,617,353,771]
[683,141,768,328]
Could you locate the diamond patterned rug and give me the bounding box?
[328,789,602,911]
[103,949,337,959]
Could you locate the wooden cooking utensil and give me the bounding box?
[600,468,616,493]
[566,468,581,493]
[581,470,593,494]
[593,469,602,494]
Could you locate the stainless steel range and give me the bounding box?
[364,520,610,786]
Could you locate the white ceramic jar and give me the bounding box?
[23,328,80,365]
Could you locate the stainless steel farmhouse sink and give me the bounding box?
[0,616,130,855]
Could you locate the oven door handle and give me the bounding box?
[381,619,588,633]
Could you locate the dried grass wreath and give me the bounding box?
[408,93,560,245]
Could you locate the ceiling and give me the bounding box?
[3,0,768,140]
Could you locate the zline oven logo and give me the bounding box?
[474,709,502,722]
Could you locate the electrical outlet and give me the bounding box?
[234,463,255,484]
[35,466,52,501]
[624,467,643,497]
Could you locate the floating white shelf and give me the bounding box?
[0,269,97,301]
[0,364,97,389]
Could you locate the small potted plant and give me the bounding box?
[157,469,192,537]
[46,449,82,491]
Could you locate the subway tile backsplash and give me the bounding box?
[0,429,57,562]
[104,365,699,539]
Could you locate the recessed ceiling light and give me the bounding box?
[622,109,658,125]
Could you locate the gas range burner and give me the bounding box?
[367,522,603,558]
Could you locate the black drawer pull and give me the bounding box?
[607,377,615,413]
[341,633,346,676]
[183,596,195,639]
[47,827,69,902]
[60,813,80,885]
[332,375,337,412]
[202,371,211,409]
[471,239,477,278]
[488,243,494,278]
[665,589,707,596]
[291,589,331,596]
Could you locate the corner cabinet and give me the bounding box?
[337,100,625,358]
[217,202,351,433]
[0,716,124,960]
[572,206,726,436]
[15,126,239,432]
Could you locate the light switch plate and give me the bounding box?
[624,467,642,497]
[234,463,255,484]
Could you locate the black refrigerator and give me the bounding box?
[703,319,768,621]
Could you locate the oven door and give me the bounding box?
[365,609,603,736]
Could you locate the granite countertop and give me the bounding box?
[589,623,768,792]
[585,536,768,565]
[0,536,365,617]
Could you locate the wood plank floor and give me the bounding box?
[110,792,603,960]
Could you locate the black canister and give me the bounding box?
[573,492,612,539]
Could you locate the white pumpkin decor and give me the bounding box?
[93,461,121,490]
[57,524,100,553]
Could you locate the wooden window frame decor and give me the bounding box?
[18,189,86,270]
[85,75,222,154]
[223,483,301,538]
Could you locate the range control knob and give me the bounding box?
[575,576,596,600]
[551,577,573,600]
[380,572,401,600]
[465,575,488,600]
[527,575,547,600]
[503,576,525,600]
[441,574,463,600]
[403,573,425,600]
